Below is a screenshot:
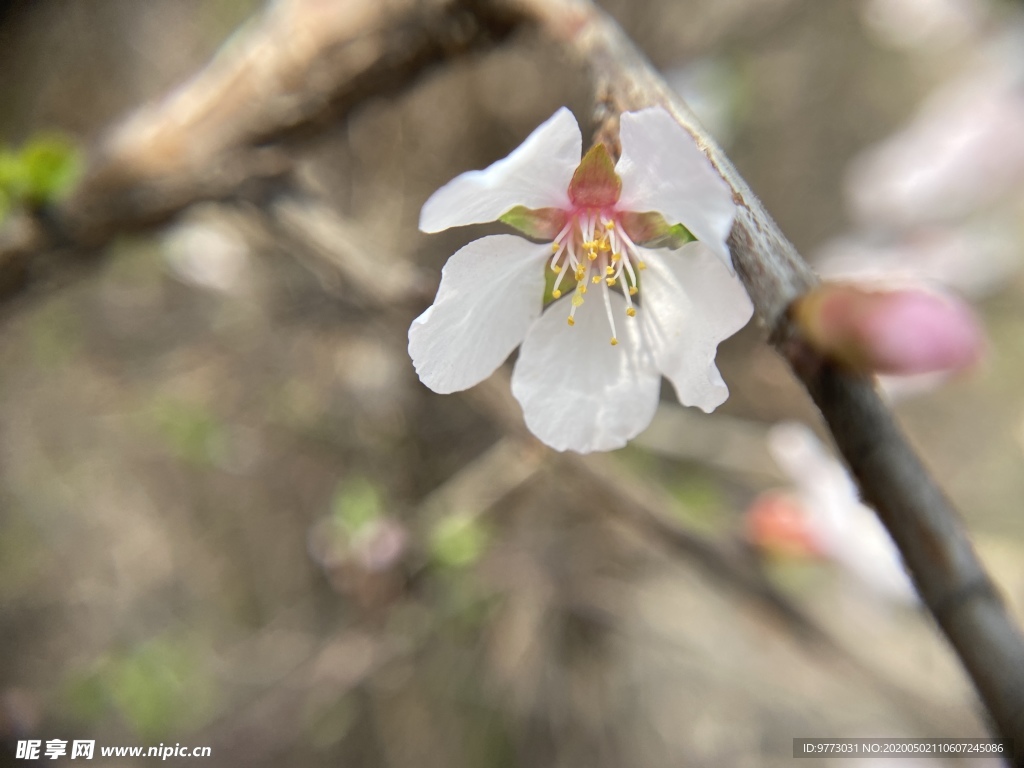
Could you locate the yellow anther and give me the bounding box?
[575,268,585,280]
[567,316,575,327]
[605,265,615,276]
[626,307,636,318]
[605,278,617,287]
[571,294,584,307]
[637,261,647,271]
[551,243,560,253]
[612,252,621,262]
[599,239,611,251]
[610,337,619,346]
[582,240,597,250]
[587,251,597,261]
[629,286,638,296]
[552,289,562,299]
[605,220,615,230]
[591,275,601,284]
[552,264,561,273]
[580,285,587,294]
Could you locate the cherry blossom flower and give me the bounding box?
[408,107,752,453]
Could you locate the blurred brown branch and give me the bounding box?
[0,0,513,307]
[0,0,1021,756]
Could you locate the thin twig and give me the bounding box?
[467,374,823,644]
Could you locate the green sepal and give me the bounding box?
[499,206,569,240]
[568,143,621,208]
[659,222,697,249]
[619,211,695,249]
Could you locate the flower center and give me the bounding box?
[547,210,647,345]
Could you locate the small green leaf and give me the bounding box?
[499,205,568,240]
[668,475,725,533]
[568,143,621,208]
[151,399,226,466]
[331,476,383,534]
[64,670,109,724]
[65,637,215,738]
[430,513,487,569]
[619,211,695,248]
[19,135,82,205]
[108,639,213,738]
[0,149,20,192]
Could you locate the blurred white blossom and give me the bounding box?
[162,219,250,293]
[817,225,1020,299]
[860,0,986,51]
[819,13,1024,300]
[663,57,740,146]
[814,11,1024,401]
[846,49,1024,229]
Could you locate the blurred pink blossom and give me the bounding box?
[747,422,917,605]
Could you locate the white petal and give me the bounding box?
[616,108,736,270]
[419,108,581,233]
[639,242,753,412]
[511,290,660,453]
[409,235,549,394]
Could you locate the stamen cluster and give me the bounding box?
[548,214,647,344]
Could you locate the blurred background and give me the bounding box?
[1,0,1024,765]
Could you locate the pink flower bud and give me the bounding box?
[744,492,825,559]
[794,283,984,375]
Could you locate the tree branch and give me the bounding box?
[493,0,1024,755]
[0,0,514,307]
